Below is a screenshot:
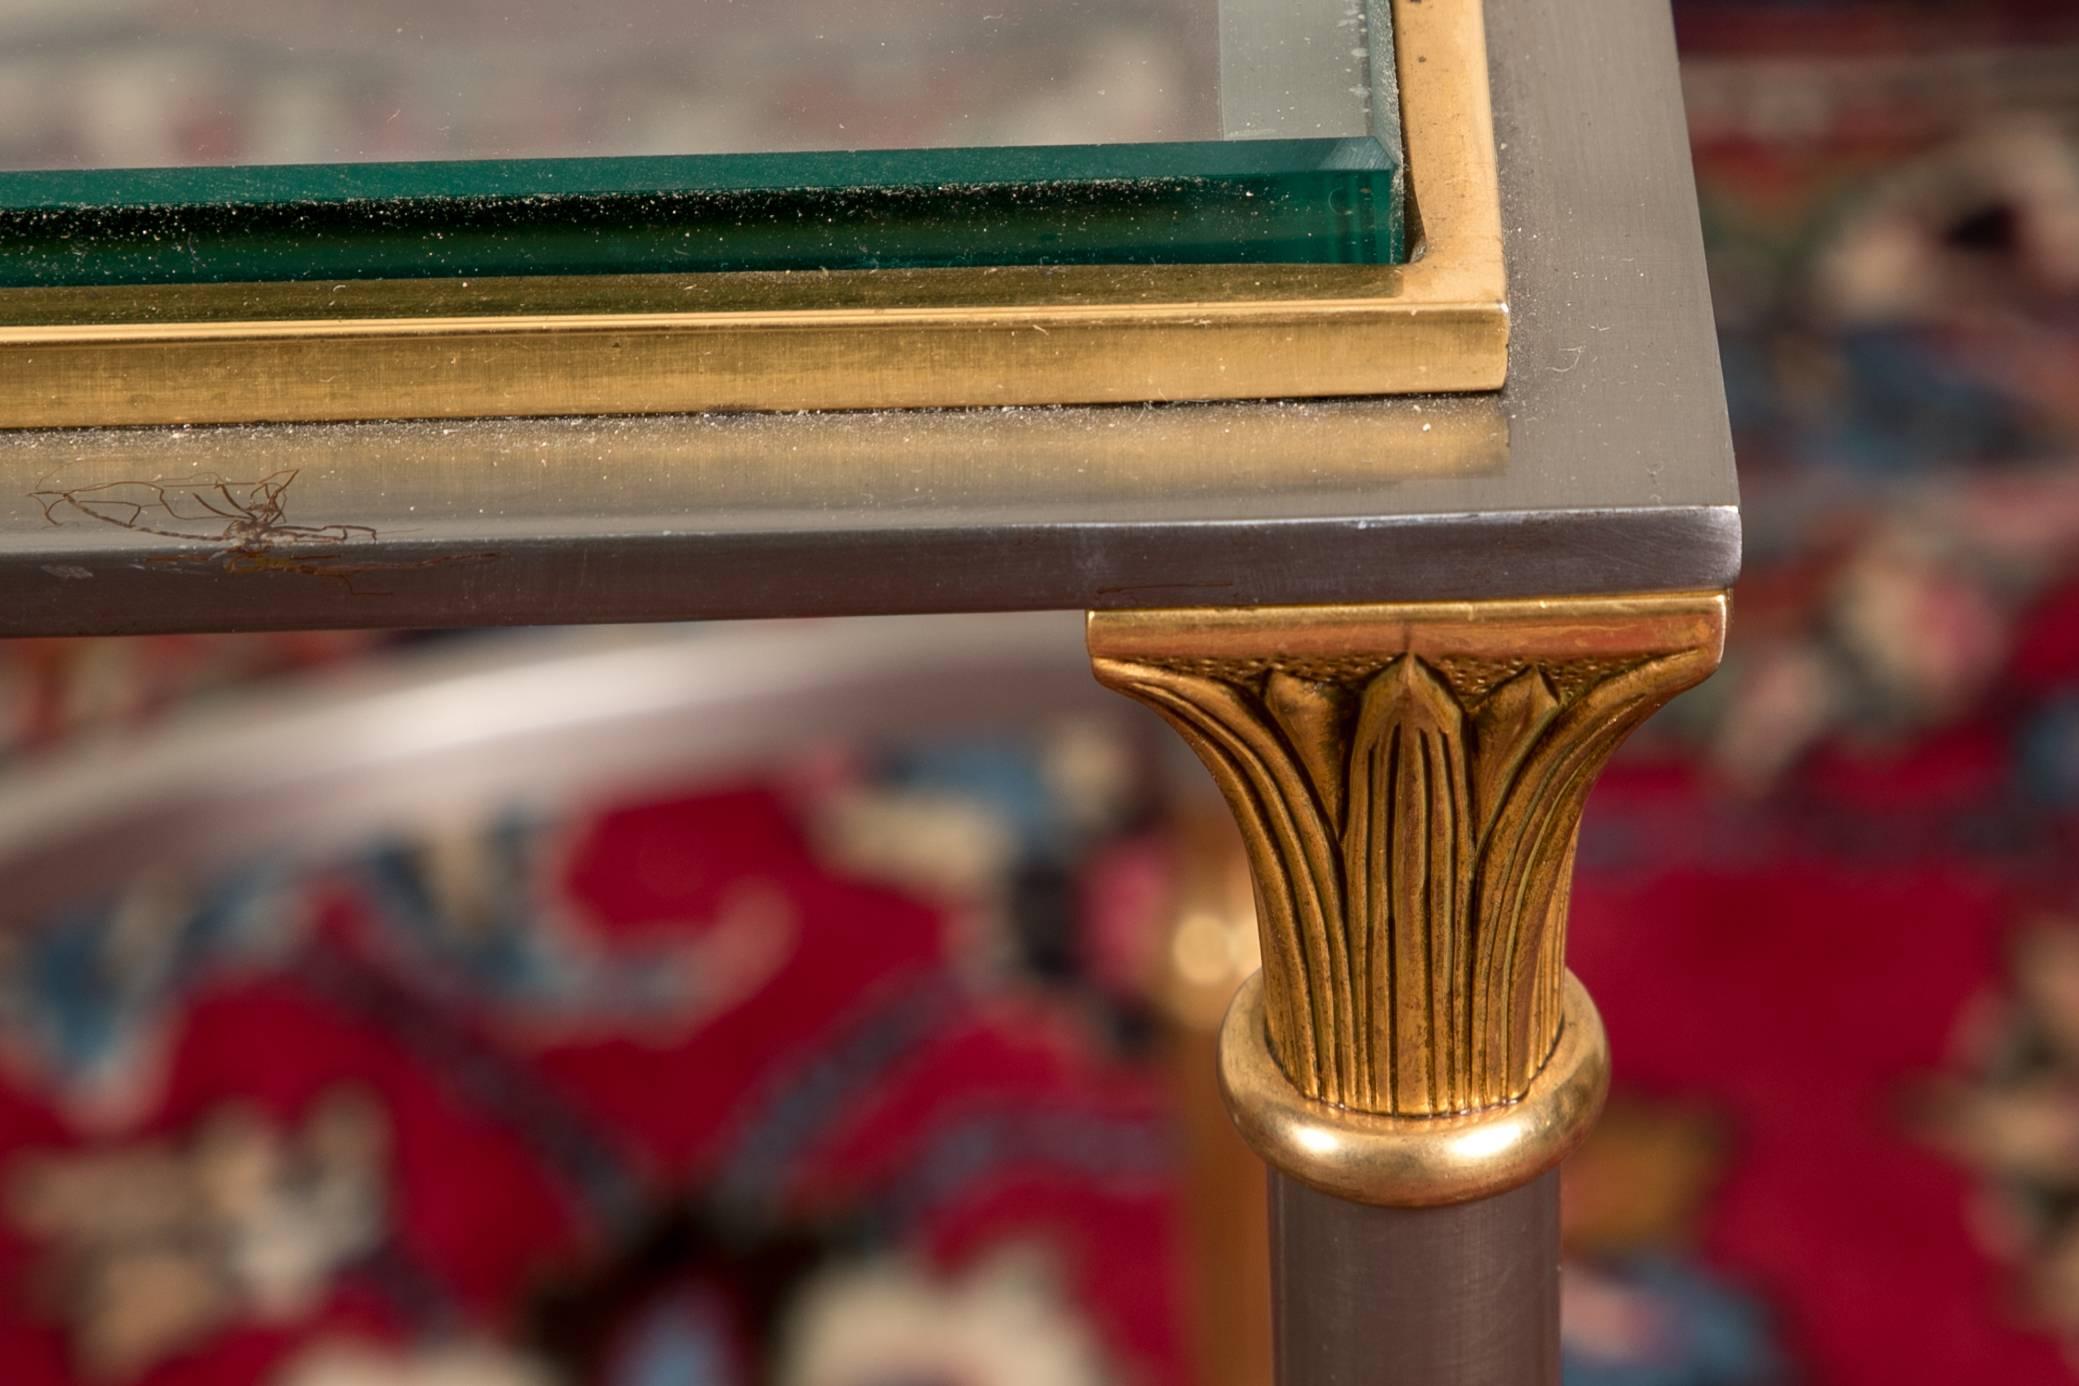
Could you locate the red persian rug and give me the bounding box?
[2,4,2079,1385]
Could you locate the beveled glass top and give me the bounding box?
[0,0,1404,285]
[3,0,1389,168]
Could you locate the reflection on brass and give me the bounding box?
[0,0,1503,427]
[1219,970,1608,1207]
[1,395,1507,534]
[1090,593,1726,1124]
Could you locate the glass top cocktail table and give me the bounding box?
[0,6,1740,1386]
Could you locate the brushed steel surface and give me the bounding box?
[1272,1169,1560,1386]
[0,0,1735,634]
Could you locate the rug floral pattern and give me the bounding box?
[5,4,2079,1384]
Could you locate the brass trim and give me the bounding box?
[1219,970,1608,1207]
[0,0,1504,426]
[1090,592,1728,1118]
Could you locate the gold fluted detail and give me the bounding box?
[1089,593,1727,1118]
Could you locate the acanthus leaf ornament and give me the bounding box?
[1089,594,1728,1119]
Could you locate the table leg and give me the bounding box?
[1273,1171,1558,1385]
[1089,592,1729,1386]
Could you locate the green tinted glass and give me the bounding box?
[0,0,1403,287]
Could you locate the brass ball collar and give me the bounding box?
[1218,970,1610,1208]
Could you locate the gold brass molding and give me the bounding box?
[0,0,1504,427]
[1089,593,1726,1145]
[1220,970,1608,1206]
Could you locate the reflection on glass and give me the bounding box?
[0,0,1404,286]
